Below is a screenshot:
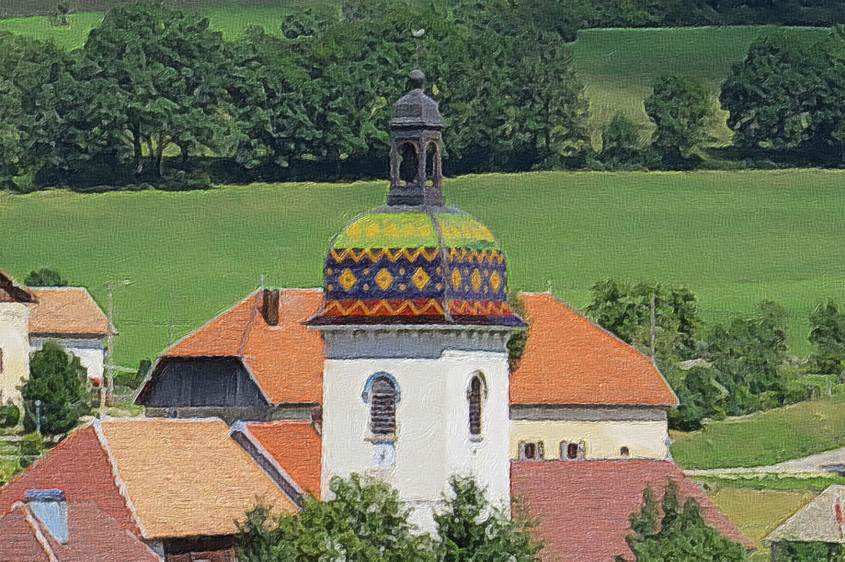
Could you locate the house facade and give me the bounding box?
[0,273,111,405]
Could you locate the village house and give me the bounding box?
[765,484,845,561]
[1,72,750,561]
[0,273,111,405]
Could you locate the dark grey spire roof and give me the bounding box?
[390,70,443,130]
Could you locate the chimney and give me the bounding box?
[25,489,68,544]
[261,288,280,326]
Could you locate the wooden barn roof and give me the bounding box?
[158,289,324,405]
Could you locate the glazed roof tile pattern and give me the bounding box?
[245,421,322,498]
[100,418,297,540]
[160,289,324,405]
[510,293,678,407]
[311,208,522,327]
[28,288,111,338]
[511,460,753,562]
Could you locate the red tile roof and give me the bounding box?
[28,288,111,338]
[243,421,322,498]
[0,501,160,562]
[511,293,678,407]
[511,460,752,562]
[162,289,324,405]
[0,426,139,537]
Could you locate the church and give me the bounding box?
[0,72,748,562]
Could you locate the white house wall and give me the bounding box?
[30,337,106,384]
[510,406,670,460]
[0,303,31,404]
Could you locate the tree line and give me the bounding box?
[0,0,592,191]
[584,280,845,431]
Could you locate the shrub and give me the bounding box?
[19,432,45,468]
[22,341,91,436]
[24,268,67,287]
[0,402,20,428]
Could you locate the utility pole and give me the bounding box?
[650,291,657,363]
[102,279,132,414]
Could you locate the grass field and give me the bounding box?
[673,394,845,469]
[1,169,843,369]
[0,11,829,143]
[707,486,815,560]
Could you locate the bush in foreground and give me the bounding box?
[22,341,90,436]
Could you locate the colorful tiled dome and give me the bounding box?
[309,71,523,328]
[311,207,522,326]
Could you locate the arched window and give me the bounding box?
[519,441,544,460]
[365,374,398,440]
[398,142,418,185]
[424,142,439,186]
[468,375,483,437]
[620,446,630,458]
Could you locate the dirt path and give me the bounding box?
[686,447,845,477]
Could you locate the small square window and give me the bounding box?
[519,441,544,460]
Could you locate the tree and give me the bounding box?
[774,541,845,562]
[435,476,542,561]
[601,113,647,169]
[809,301,845,376]
[586,279,701,362]
[666,365,729,431]
[721,34,825,155]
[237,474,433,562]
[0,78,25,188]
[81,2,235,178]
[703,301,789,415]
[645,75,713,166]
[625,481,748,561]
[24,268,67,287]
[21,341,91,436]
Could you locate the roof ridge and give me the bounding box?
[239,292,261,356]
[16,502,58,562]
[92,419,148,539]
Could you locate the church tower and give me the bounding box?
[309,71,524,530]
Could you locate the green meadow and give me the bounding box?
[1,169,843,368]
[0,11,828,142]
[673,394,845,469]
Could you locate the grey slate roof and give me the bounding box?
[766,485,845,544]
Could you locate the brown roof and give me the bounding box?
[242,421,322,499]
[0,501,160,562]
[0,271,34,303]
[99,417,297,540]
[510,293,678,407]
[161,289,324,405]
[28,288,111,338]
[511,460,753,562]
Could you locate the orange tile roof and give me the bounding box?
[510,293,678,407]
[99,418,297,540]
[164,289,324,405]
[28,288,111,338]
[244,421,322,498]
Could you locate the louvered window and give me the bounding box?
[370,376,397,439]
[468,375,483,436]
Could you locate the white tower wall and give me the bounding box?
[320,329,512,532]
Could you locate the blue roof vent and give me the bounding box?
[25,489,68,544]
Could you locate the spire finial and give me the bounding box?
[409,69,425,90]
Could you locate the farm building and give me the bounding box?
[765,485,845,561]
[0,272,111,404]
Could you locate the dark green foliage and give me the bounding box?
[434,476,542,561]
[645,75,713,167]
[237,474,433,562]
[775,541,845,562]
[666,365,728,431]
[625,481,748,562]
[601,113,647,170]
[18,432,45,468]
[0,402,21,428]
[703,301,789,416]
[809,301,845,376]
[24,268,67,287]
[585,279,700,363]
[22,341,91,436]
[237,475,541,561]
